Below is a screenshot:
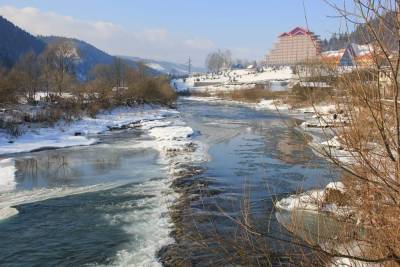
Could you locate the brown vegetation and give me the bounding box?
[0,41,177,134]
[215,85,281,103]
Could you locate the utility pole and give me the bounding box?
[187,57,192,75]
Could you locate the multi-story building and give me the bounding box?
[266,27,321,66]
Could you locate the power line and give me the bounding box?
[187,57,192,75]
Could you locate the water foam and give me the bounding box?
[0,158,16,193]
[0,182,128,210]
[104,114,209,266]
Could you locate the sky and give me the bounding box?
[0,0,349,66]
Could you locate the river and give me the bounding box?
[0,97,338,266]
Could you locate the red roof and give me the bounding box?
[279,27,311,37]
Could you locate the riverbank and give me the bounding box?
[0,100,211,266]
[0,105,177,156]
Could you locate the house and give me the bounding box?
[321,43,374,67]
[266,27,321,66]
[340,43,374,66]
[320,49,345,65]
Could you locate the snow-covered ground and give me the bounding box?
[173,66,295,93]
[0,106,176,156]
[275,181,349,216]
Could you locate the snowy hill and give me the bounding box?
[120,56,206,76]
[173,66,295,93]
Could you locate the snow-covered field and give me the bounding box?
[173,66,295,93]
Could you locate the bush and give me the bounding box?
[215,85,276,102]
[287,85,334,108]
[133,77,177,106]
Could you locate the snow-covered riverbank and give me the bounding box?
[0,105,177,156]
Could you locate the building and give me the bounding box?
[266,27,321,66]
[339,43,374,66]
[320,49,345,66]
[320,43,374,67]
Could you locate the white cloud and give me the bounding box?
[0,5,216,66]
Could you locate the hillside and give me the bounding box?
[0,16,46,68]
[121,56,206,76]
[40,36,162,79]
[0,16,192,78]
[40,36,114,79]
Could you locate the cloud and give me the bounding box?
[0,5,216,65]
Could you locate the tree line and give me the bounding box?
[0,40,177,110]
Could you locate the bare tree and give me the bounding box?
[205,49,233,73]
[43,40,78,96]
[9,51,40,101]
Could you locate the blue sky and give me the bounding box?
[0,0,349,66]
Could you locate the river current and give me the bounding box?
[0,97,337,266]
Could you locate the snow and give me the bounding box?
[254,99,291,111]
[325,181,346,193]
[146,63,165,72]
[106,111,209,267]
[275,189,325,212]
[172,66,294,93]
[0,106,175,156]
[275,182,346,213]
[296,104,337,114]
[321,50,345,57]
[321,136,342,149]
[0,158,16,193]
[0,181,130,222]
[0,207,18,221]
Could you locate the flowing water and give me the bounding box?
[0,98,338,266]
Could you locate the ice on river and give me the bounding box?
[0,105,176,156]
[0,158,16,193]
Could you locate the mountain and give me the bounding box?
[0,16,46,68]
[120,56,206,75]
[40,36,114,79]
[41,36,162,79]
[0,17,178,78]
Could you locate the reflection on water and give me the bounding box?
[13,139,161,190]
[276,209,361,246]
[162,98,340,265]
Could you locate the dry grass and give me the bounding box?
[285,85,335,108]
[214,85,285,103]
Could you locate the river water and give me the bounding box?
[0,97,338,266]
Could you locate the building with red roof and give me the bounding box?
[266,27,321,65]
